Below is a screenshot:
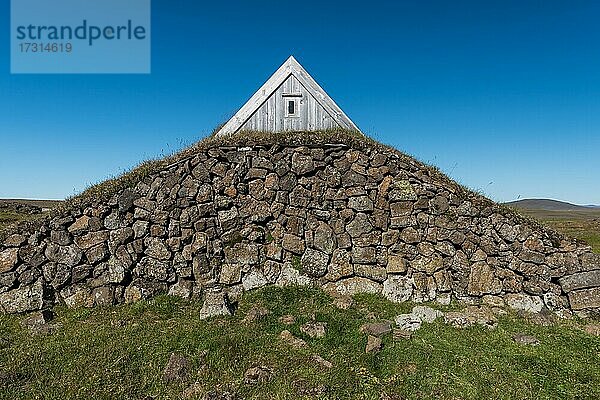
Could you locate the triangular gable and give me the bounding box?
[214,56,361,137]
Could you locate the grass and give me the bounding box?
[1,286,599,400]
[515,209,600,253]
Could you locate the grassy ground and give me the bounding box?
[515,209,600,253]
[1,286,598,400]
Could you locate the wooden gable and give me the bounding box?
[214,56,361,137]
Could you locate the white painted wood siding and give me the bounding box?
[239,75,339,132]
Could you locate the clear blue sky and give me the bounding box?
[1,1,599,204]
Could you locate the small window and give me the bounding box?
[288,100,295,115]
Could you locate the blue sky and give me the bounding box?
[1,0,599,204]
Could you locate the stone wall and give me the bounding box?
[1,134,599,316]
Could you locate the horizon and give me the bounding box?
[1,1,599,204]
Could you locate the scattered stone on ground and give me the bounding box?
[244,365,273,385]
[583,324,600,336]
[292,379,328,396]
[162,353,191,383]
[279,330,308,348]
[333,295,354,310]
[359,321,393,337]
[365,335,383,353]
[520,310,556,327]
[300,321,327,338]
[181,383,203,399]
[242,305,270,323]
[393,329,412,340]
[199,291,234,320]
[512,333,540,346]
[279,314,296,325]
[20,310,54,335]
[394,314,422,332]
[411,306,443,323]
[443,306,497,329]
[311,354,333,369]
[366,312,378,320]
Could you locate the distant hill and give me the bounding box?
[505,199,597,211]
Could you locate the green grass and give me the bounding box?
[1,286,598,399]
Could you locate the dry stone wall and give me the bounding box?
[1,137,599,316]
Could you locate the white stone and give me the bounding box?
[394,313,422,332]
[411,306,443,323]
[382,276,413,303]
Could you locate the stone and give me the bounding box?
[224,243,259,266]
[394,314,422,331]
[300,321,327,338]
[276,263,311,286]
[393,329,412,340]
[412,255,444,275]
[279,329,308,348]
[467,262,502,296]
[291,152,315,175]
[145,237,172,260]
[243,306,270,323]
[44,244,82,267]
[359,321,393,337]
[60,285,93,308]
[559,271,600,292]
[505,293,544,313]
[3,234,26,247]
[333,296,354,310]
[352,247,377,264]
[0,249,18,273]
[301,248,329,278]
[386,254,407,274]
[68,216,91,233]
[443,306,497,329]
[168,280,193,299]
[75,231,109,250]
[568,287,600,310]
[282,234,305,254]
[242,269,268,291]
[323,277,382,297]
[346,213,373,238]
[325,249,353,282]
[199,291,233,319]
[583,324,600,336]
[132,220,149,238]
[279,314,296,325]
[365,335,382,353]
[311,354,333,369]
[430,196,449,215]
[219,264,242,285]
[20,310,54,335]
[348,195,374,212]
[0,280,45,313]
[162,353,191,383]
[218,207,238,231]
[512,333,539,346]
[313,222,335,254]
[382,276,413,303]
[50,230,71,246]
[400,227,420,243]
[244,365,273,385]
[411,306,443,323]
[389,180,417,201]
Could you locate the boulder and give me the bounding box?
[394,314,422,332]
[0,280,45,313]
[199,291,234,319]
